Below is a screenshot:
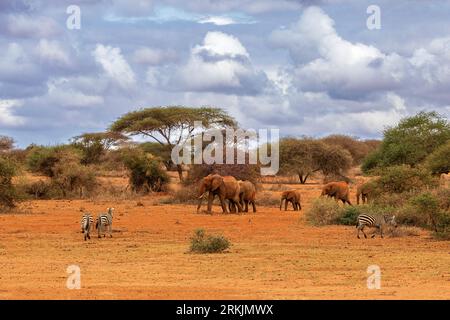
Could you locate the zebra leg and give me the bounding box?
[109,224,113,238]
[371,226,379,238]
[361,226,368,239]
[380,226,384,238]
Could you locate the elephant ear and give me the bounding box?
[211,176,223,191]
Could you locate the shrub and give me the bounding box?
[22,180,52,199]
[51,162,98,197]
[121,147,169,193]
[375,165,435,194]
[394,192,450,239]
[424,140,450,174]
[190,229,230,253]
[361,150,383,174]
[336,206,360,225]
[305,197,343,226]
[26,145,82,177]
[0,157,18,209]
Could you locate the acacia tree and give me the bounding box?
[71,131,129,164]
[279,138,352,184]
[110,106,237,181]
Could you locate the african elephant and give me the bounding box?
[321,181,352,205]
[280,190,302,211]
[197,174,243,213]
[229,180,257,213]
[356,182,372,205]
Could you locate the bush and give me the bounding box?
[305,197,343,226]
[189,229,230,253]
[375,165,435,194]
[121,147,169,193]
[336,206,360,225]
[51,162,98,197]
[361,150,383,174]
[21,180,53,199]
[425,140,450,174]
[26,145,82,177]
[0,157,18,209]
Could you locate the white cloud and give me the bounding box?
[6,15,60,38]
[93,44,136,89]
[0,99,26,126]
[36,39,71,67]
[46,81,104,108]
[171,32,268,94]
[133,47,177,65]
[193,31,249,58]
[271,7,406,99]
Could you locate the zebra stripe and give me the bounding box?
[81,213,94,241]
[96,208,114,238]
[356,214,396,239]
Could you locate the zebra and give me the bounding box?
[96,207,114,238]
[356,214,397,239]
[80,213,94,241]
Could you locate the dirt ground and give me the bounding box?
[0,179,449,300]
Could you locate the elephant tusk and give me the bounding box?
[198,192,207,199]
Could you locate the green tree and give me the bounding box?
[110,106,237,181]
[424,140,450,174]
[362,111,450,171]
[71,131,129,164]
[279,138,352,184]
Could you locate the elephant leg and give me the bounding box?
[245,200,249,213]
[218,194,228,213]
[234,197,243,213]
[207,192,214,213]
[285,200,288,211]
[252,201,256,213]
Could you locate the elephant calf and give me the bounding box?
[356,182,373,205]
[280,190,302,211]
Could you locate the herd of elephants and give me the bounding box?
[196,173,362,214]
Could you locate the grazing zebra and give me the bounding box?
[356,214,397,239]
[96,208,114,238]
[80,213,94,241]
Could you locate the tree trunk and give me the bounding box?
[176,164,183,182]
[299,173,310,184]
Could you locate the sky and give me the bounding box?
[1,0,450,147]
